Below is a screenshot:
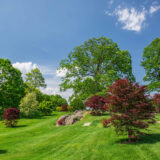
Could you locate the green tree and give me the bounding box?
[19,92,39,118]
[141,37,160,92]
[0,59,25,116]
[25,68,46,89]
[58,37,135,100]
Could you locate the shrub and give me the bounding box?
[70,97,85,111]
[3,108,20,127]
[105,79,155,142]
[57,118,65,125]
[67,106,73,112]
[38,101,53,115]
[152,94,160,112]
[19,92,39,118]
[85,95,106,116]
[62,104,68,111]
[56,107,62,112]
[102,118,112,128]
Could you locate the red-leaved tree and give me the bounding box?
[85,95,106,115]
[3,108,20,127]
[152,94,160,112]
[105,79,155,142]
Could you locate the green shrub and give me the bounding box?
[70,97,85,110]
[67,106,73,112]
[56,107,62,112]
[19,92,39,118]
[38,101,53,115]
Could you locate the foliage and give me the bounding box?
[61,104,68,111]
[105,79,155,141]
[56,107,62,112]
[19,92,39,118]
[3,108,20,127]
[102,118,112,128]
[152,93,160,112]
[70,97,85,110]
[0,58,25,117]
[38,101,53,115]
[141,37,160,92]
[25,68,46,89]
[58,37,135,100]
[57,117,65,126]
[67,106,73,112]
[85,95,106,116]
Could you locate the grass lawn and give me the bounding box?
[0,112,160,160]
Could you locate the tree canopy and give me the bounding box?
[141,37,160,92]
[25,68,46,89]
[58,37,135,100]
[0,58,25,116]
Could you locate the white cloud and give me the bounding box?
[12,62,72,100]
[114,7,146,32]
[13,62,38,75]
[149,5,160,14]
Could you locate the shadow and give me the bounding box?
[0,150,7,154]
[14,125,28,128]
[116,133,160,144]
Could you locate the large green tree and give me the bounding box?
[58,37,135,100]
[25,68,46,89]
[0,58,25,116]
[141,37,160,92]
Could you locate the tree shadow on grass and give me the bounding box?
[14,125,28,128]
[116,133,160,144]
[0,150,7,154]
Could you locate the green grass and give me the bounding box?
[0,112,160,160]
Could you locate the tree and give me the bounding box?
[105,79,155,142]
[141,37,160,92]
[19,92,39,118]
[38,101,53,115]
[70,97,85,110]
[0,58,25,117]
[152,93,160,112]
[25,68,46,89]
[58,37,135,100]
[85,95,106,115]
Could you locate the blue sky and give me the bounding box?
[0,0,160,99]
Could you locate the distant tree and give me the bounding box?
[141,37,160,92]
[58,37,135,100]
[70,97,85,110]
[105,79,155,142]
[38,101,53,115]
[0,58,25,117]
[25,68,46,89]
[19,92,39,118]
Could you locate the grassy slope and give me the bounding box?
[0,112,160,160]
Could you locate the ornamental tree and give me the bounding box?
[85,95,106,115]
[105,79,155,142]
[152,93,160,112]
[58,37,135,100]
[3,108,20,127]
[141,37,160,92]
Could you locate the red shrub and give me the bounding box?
[3,108,20,127]
[152,94,160,112]
[85,95,106,116]
[105,79,155,142]
[61,104,68,111]
[102,118,112,128]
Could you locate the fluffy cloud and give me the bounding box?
[12,62,38,75]
[149,5,160,14]
[12,62,72,100]
[114,7,146,32]
[105,1,160,32]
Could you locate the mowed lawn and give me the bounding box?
[0,112,160,160]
